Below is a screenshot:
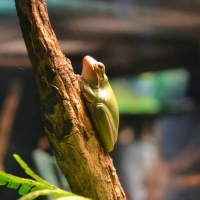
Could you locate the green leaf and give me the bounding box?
[0,154,91,200]
[0,171,51,195]
[13,154,55,188]
[19,189,72,200]
[55,197,91,200]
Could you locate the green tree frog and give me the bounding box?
[78,56,119,152]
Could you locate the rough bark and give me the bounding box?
[14,0,126,199]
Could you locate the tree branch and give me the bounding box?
[14,0,126,199]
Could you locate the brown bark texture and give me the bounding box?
[14,0,126,199]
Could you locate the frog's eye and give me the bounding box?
[97,63,103,70]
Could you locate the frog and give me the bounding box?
[78,56,119,152]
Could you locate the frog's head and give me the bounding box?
[81,56,106,88]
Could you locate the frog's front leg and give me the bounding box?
[77,75,95,103]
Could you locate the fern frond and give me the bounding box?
[19,188,90,200]
[13,154,55,188]
[0,171,54,195]
[0,154,91,199]
[55,196,91,200]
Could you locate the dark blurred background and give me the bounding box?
[0,0,200,200]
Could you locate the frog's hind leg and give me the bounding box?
[95,104,117,152]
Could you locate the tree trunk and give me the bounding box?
[14,0,126,199]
